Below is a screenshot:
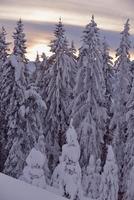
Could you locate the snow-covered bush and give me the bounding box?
[99,145,118,200]
[52,119,82,200]
[20,136,48,189]
[82,155,101,199]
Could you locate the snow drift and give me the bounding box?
[0,173,66,200]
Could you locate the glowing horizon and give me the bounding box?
[0,0,134,61]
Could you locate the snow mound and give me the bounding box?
[0,173,66,200]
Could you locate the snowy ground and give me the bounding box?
[0,173,66,200]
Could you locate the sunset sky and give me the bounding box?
[0,0,134,60]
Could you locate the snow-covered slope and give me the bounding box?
[0,173,66,200]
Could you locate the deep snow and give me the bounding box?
[0,173,66,200]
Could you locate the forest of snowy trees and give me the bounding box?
[0,16,134,200]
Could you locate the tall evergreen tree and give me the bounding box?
[110,19,132,200]
[123,77,134,200]
[100,145,119,200]
[44,19,77,172]
[2,20,46,178]
[73,15,107,169]
[0,27,10,64]
[38,54,51,101]
[13,19,27,61]
[101,37,114,168]
[1,54,27,175]
[0,27,10,171]
[3,80,46,178]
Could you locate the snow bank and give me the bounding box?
[0,173,66,200]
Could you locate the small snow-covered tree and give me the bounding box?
[110,19,132,199]
[44,19,77,172]
[82,155,95,196]
[69,41,77,59]
[19,135,48,189]
[52,119,82,200]
[35,52,40,63]
[100,145,118,200]
[13,19,27,61]
[82,155,101,199]
[73,15,107,169]
[126,165,134,200]
[88,158,101,199]
[32,52,41,85]
[34,52,48,92]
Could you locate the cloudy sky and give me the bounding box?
[0,0,134,60]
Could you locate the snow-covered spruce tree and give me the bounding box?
[32,52,41,85]
[0,27,10,65]
[1,54,27,177]
[82,155,101,199]
[37,54,51,103]
[44,18,77,172]
[1,19,27,154]
[110,19,132,200]
[0,27,10,171]
[123,77,134,200]
[34,52,48,92]
[82,155,95,196]
[36,51,40,63]
[126,165,134,200]
[73,15,107,169]
[13,19,27,61]
[20,135,48,189]
[101,37,114,168]
[52,119,82,200]
[3,83,47,178]
[69,41,77,60]
[99,145,118,200]
[3,20,47,178]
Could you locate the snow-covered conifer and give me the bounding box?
[44,19,77,172]
[0,27,10,170]
[0,27,10,64]
[110,19,132,199]
[13,19,27,61]
[123,77,134,200]
[35,52,40,63]
[3,68,47,178]
[20,135,48,189]
[69,41,77,59]
[32,52,42,85]
[73,15,107,169]
[52,119,82,200]
[82,155,95,196]
[100,145,118,200]
[126,165,134,200]
[82,155,101,199]
[101,37,114,168]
